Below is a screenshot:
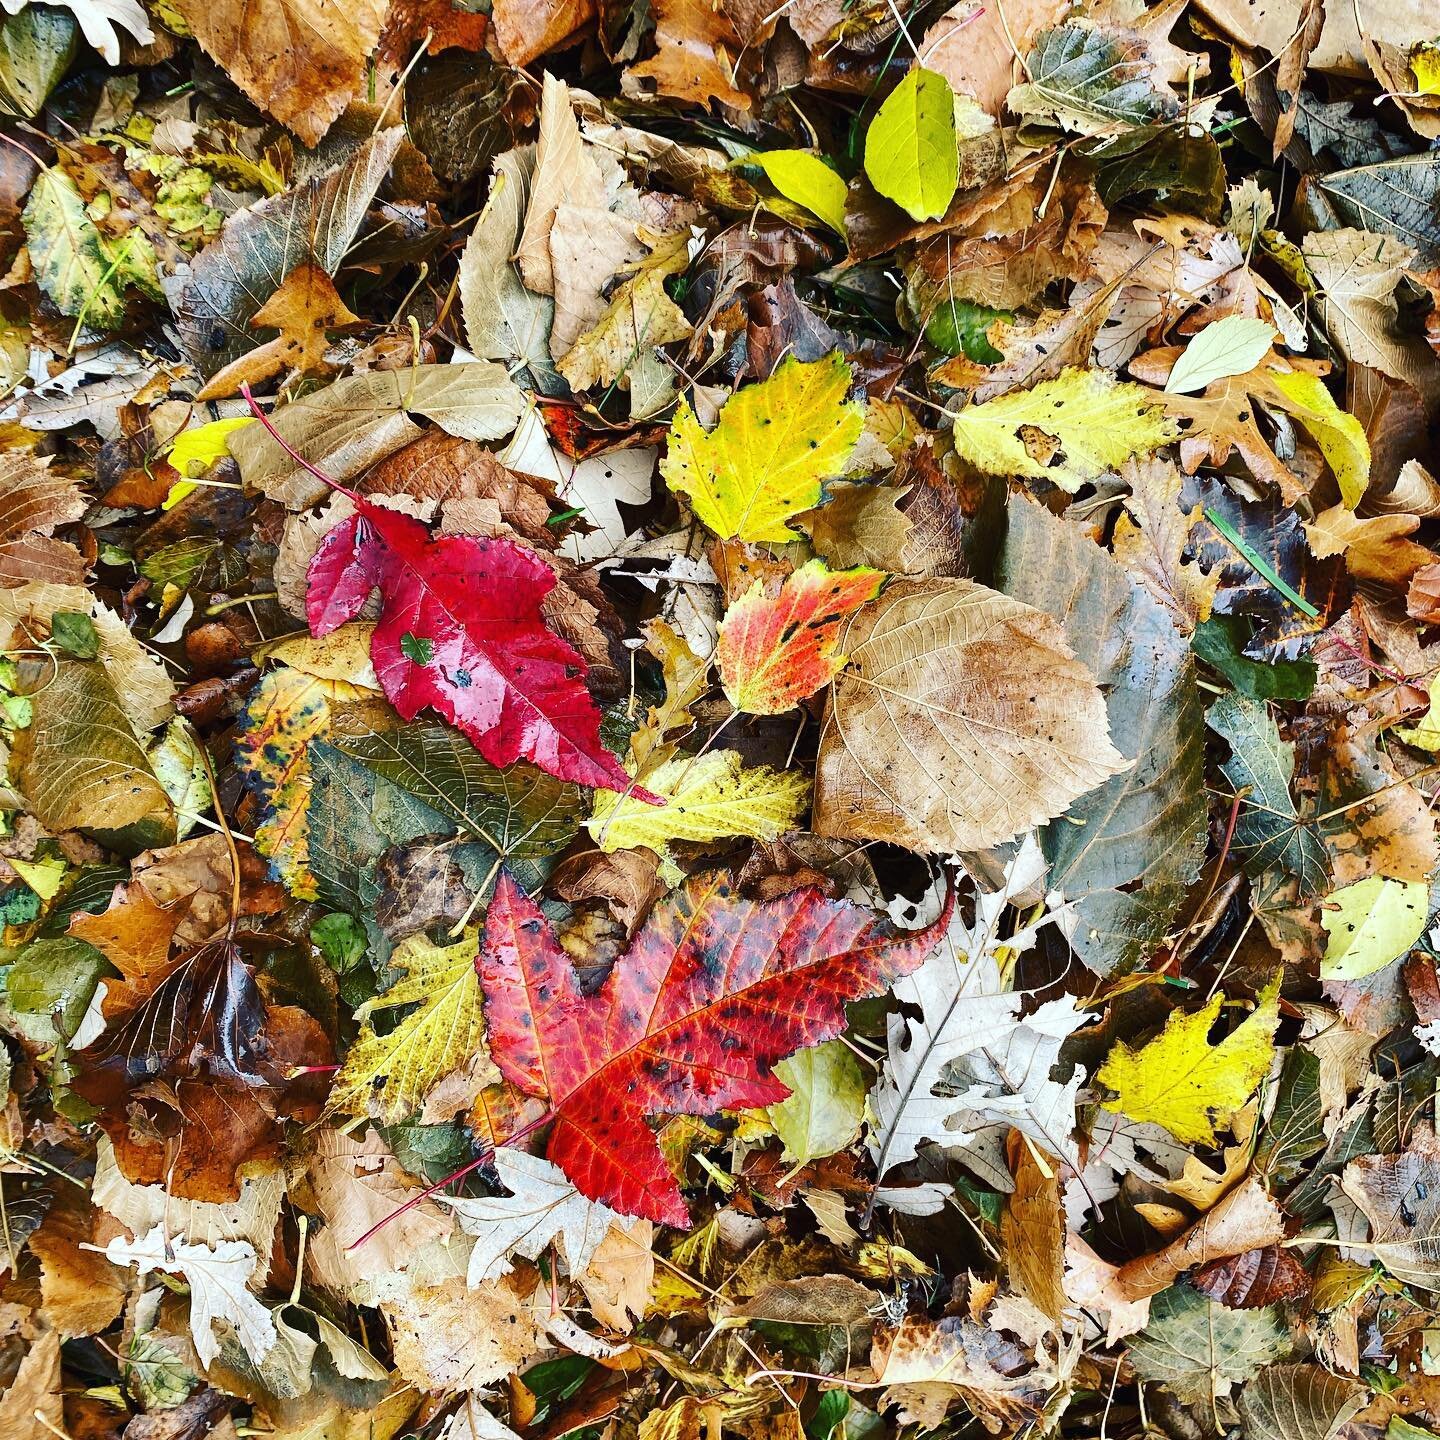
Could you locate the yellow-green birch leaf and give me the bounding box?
[767,1040,868,1165]
[661,353,862,542]
[1320,876,1429,981]
[1264,368,1370,508]
[588,748,809,876]
[752,151,848,235]
[1165,316,1278,394]
[864,67,959,222]
[950,367,1177,490]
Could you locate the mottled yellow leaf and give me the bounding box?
[661,353,862,542]
[325,930,496,1124]
[588,748,809,876]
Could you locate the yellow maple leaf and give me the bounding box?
[661,353,862,542]
[325,930,496,1125]
[587,748,809,879]
[1095,974,1281,1145]
[948,367,1178,491]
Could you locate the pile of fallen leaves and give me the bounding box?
[2,2,1440,1439]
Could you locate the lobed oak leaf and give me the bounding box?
[306,498,643,797]
[717,559,884,716]
[476,869,954,1225]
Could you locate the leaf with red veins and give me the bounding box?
[477,869,953,1225]
[305,499,645,796]
[718,559,884,715]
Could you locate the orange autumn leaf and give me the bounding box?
[717,559,883,716]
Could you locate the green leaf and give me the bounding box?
[998,499,1206,977]
[311,912,368,972]
[49,611,98,660]
[752,151,848,235]
[1007,26,1176,135]
[767,1040,867,1166]
[1192,616,1316,701]
[1091,123,1225,221]
[334,725,580,862]
[5,935,106,1043]
[1129,1284,1288,1404]
[9,658,173,850]
[863,67,958,222]
[1320,876,1429,981]
[23,168,127,329]
[1207,693,1329,896]
[1254,1048,1327,1185]
[1166,317,1278,395]
[923,298,1010,361]
[951,367,1177,491]
[0,5,76,119]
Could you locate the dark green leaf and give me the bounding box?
[1193,616,1316,701]
[50,610,98,659]
[998,497,1207,976]
[1207,692,1329,896]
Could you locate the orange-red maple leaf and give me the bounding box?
[476,870,951,1225]
[717,559,883,715]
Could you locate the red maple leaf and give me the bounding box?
[306,500,645,795]
[476,870,953,1224]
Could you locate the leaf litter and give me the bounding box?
[1,5,1440,1440]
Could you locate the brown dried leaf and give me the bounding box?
[814,577,1128,853]
[1115,1177,1288,1301]
[1111,456,1220,634]
[172,0,390,147]
[1192,1244,1314,1307]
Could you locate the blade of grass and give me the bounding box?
[1204,506,1320,619]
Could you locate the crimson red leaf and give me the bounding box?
[476,870,953,1224]
[306,500,642,794]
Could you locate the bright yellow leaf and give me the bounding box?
[1096,974,1281,1145]
[324,930,496,1125]
[9,854,66,900]
[164,416,253,509]
[949,367,1178,491]
[661,353,862,542]
[1395,672,1440,751]
[1320,876,1429,982]
[1412,42,1440,96]
[588,748,809,878]
[1263,368,1370,508]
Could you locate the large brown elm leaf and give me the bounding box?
[812,577,1128,854]
[476,870,953,1225]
